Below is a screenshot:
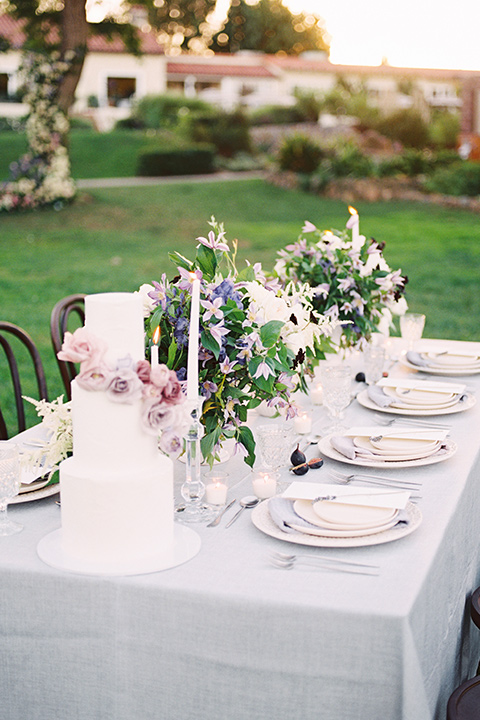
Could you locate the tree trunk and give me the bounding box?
[58,0,89,114]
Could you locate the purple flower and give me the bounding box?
[196,229,229,252]
[142,398,181,435]
[211,279,243,310]
[209,320,229,348]
[174,317,189,346]
[302,221,317,233]
[106,368,143,404]
[201,296,224,321]
[202,380,218,399]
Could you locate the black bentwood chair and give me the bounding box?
[445,586,480,719]
[50,294,85,401]
[0,322,48,440]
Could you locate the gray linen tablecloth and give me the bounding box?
[2,339,480,720]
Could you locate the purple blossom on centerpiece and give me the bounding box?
[196,229,229,252]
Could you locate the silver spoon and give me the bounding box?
[225,496,260,528]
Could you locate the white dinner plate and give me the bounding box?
[251,499,422,548]
[382,386,457,407]
[353,436,440,459]
[356,388,476,416]
[295,498,397,529]
[399,355,480,376]
[10,483,59,504]
[425,352,480,368]
[19,477,51,494]
[318,434,457,468]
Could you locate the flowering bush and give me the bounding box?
[0,51,76,213]
[273,220,408,349]
[140,218,336,467]
[57,327,189,451]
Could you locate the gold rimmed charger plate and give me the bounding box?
[251,500,422,548]
[318,434,457,468]
[356,388,476,416]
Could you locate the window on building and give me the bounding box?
[107,77,136,107]
[0,73,9,100]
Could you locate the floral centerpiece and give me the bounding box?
[273,219,408,350]
[139,218,336,468]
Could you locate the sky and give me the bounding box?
[214,0,480,71]
[88,0,480,72]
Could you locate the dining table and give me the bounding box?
[2,338,480,720]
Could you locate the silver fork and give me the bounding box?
[329,468,421,491]
[372,414,451,430]
[270,551,380,575]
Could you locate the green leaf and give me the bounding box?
[201,330,221,358]
[195,243,217,280]
[259,320,284,348]
[236,265,256,282]
[168,251,192,272]
[237,425,256,468]
[149,306,164,332]
[167,337,178,367]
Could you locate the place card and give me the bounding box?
[282,481,410,510]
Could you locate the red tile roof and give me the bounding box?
[266,55,480,80]
[0,13,164,54]
[167,61,276,78]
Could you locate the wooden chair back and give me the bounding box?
[50,294,85,401]
[0,321,48,440]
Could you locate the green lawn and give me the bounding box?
[1,177,480,431]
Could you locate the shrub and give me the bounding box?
[180,109,251,157]
[249,104,305,126]
[428,111,460,149]
[328,143,374,178]
[377,149,461,178]
[136,144,216,176]
[376,109,429,148]
[293,90,323,122]
[422,161,480,196]
[278,134,325,173]
[132,94,213,130]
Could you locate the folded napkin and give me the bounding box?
[268,496,409,534]
[367,385,395,408]
[268,496,317,534]
[406,351,429,367]
[330,435,373,460]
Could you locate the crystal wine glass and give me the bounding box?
[320,365,352,434]
[255,422,296,493]
[0,442,23,536]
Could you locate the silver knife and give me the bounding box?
[206,499,236,527]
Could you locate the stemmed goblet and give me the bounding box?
[255,422,295,492]
[320,365,352,434]
[0,442,23,536]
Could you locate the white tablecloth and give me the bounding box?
[2,339,480,720]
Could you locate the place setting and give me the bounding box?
[316,424,456,468]
[400,347,480,376]
[251,479,422,549]
[356,377,476,416]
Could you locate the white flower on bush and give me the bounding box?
[387,296,408,316]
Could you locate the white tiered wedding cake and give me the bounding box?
[59,292,175,573]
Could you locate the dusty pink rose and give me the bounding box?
[58,327,107,367]
[136,360,151,385]
[150,364,171,390]
[106,368,143,404]
[162,372,184,405]
[76,365,113,392]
